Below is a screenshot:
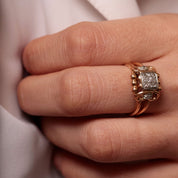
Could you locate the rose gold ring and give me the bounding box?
[126,62,161,116]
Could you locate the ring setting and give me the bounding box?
[126,63,161,116]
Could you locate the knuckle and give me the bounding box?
[66,22,101,65]
[81,120,116,162]
[17,80,25,109]
[54,156,72,178]
[57,165,71,178]
[23,41,39,73]
[60,69,91,116]
[41,119,59,145]
[17,78,30,114]
[23,36,49,74]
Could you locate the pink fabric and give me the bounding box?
[1,0,178,177]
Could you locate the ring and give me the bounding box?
[126,62,161,116]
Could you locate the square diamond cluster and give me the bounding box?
[140,72,159,90]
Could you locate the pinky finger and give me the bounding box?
[54,149,178,178]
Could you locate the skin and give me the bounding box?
[17,14,178,177]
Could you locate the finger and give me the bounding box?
[54,149,178,178]
[23,14,178,74]
[42,114,178,163]
[17,65,135,116]
[17,62,170,117]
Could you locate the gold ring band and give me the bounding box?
[126,62,161,116]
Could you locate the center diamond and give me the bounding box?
[140,72,159,90]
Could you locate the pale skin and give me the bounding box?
[17,14,178,177]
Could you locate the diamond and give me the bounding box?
[143,93,153,100]
[140,72,159,90]
[138,66,148,70]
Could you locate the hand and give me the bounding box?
[18,14,178,178]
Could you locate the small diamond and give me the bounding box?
[143,93,153,100]
[138,66,148,70]
[140,72,159,90]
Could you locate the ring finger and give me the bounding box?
[17,60,171,117]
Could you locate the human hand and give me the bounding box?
[18,14,178,177]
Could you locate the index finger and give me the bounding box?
[23,14,177,74]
